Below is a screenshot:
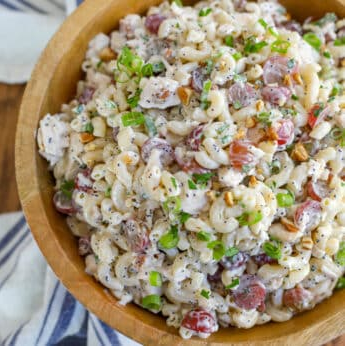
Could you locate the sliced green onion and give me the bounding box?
[242,164,251,173]
[200,80,212,110]
[188,179,197,190]
[192,172,214,186]
[256,111,271,125]
[269,159,281,175]
[82,122,94,134]
[172,0,183,6]
[225,246,239,258]
[276,192,294,207]
[163,196,181,214]
[334,36,345,46]
[105,100,116,109]
[225,278,240,289]
[73,104,84,114]
[171,177,178,189]
[159,225,179,249]
[314,13,337,27]
[126,88,142,108]
[268,27,279,38]
[287,58,296,69]
[207,240,226,261]
[330,127,345,147]
[204,59,214,74]
[197,231,211,241]
[60,180,75,199]
[331,84,342,97]
[221,135,232,145]
[141,63,153,77]
[105,187,112,198]
[224,35,234,47]
[271,39,291,54]
[121,112,145,126]
[263,241,282,260]
[291,94,299,101]
[258,19,268,29]
[335,241,345,266]
[232,52,242,60]
[199,7,212,16]
[303,33,322,51]
[144,116,157,137]
[323,51,331,59]
[237,211,263,226]
[179,212,191,223]
[149,271,162,287]
[244,36,267,53]
[152,61,166,74]
[142,294,162,311]
[233,100,242,110]
[336,277,345,289]
[217,123,229,134]
[200,289,210,299]
[117,46,144,75]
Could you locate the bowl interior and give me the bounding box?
[16,0,345,345]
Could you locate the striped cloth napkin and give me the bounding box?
[0,1,139,345]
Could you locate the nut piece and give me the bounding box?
[234,128,246,140]
[224,191,234,206]
[339,57,345,67]
[281,217,299,232]
[301,236,313,250]
[177,86,193,106]
[266,127,279,141]
[99,47,117,62]
[291,142,309,162]
[293,72,303,85]
[206,190,217,202]
[245,117,256,128]
[80,132,95,144]
[255,99,264,112]
[283,74,292,87]
[249,175,257,187]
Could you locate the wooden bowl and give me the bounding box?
[15,0,345,345]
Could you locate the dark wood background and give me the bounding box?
[0,82,344,345]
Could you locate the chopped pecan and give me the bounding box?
[291,142,309,162]
[281,217,299,232]
[99,47,117,62]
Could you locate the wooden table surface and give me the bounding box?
[0,82,344,346]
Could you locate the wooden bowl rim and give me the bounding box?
[15,0,344,345]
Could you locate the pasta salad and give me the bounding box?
[37,0,345,339]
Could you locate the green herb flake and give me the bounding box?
[336,277,345,290]
[126,88,142,108]
[163,196,181,214]
[141,63,154,77]
[303,32,322,51]
[224,35,234,47]
[82,122,94,134]
[144,116,158,137]
[225,278,240,289]
[200,289,210,299]
[256,111,271,125]
[142,294,162,311]
[236,211,263,226]
[197,231,211,241]
[149,271,162,287]
[276,191,295,207]
[121,111,145,127]
[179,212,191,223]
[207,240,226,261]
[192,172,215,186]
[335,241,345,266]
[232,52,242,60]
[263,241,282,260]
[159,225,179,249]
[60,180,75,199]
[188,179,197,190]
[199,7,212,16]
[334,36,345,46]
[291,94,299,101]
[225,246,239,258]
[171,177,178,189]
[200,80,212,110]
[244,36,267,53]
[323,51,331,59]
[258,19,268,29]
[152,61,166,74]
[271,39,291,54]
[105,187,112,198]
